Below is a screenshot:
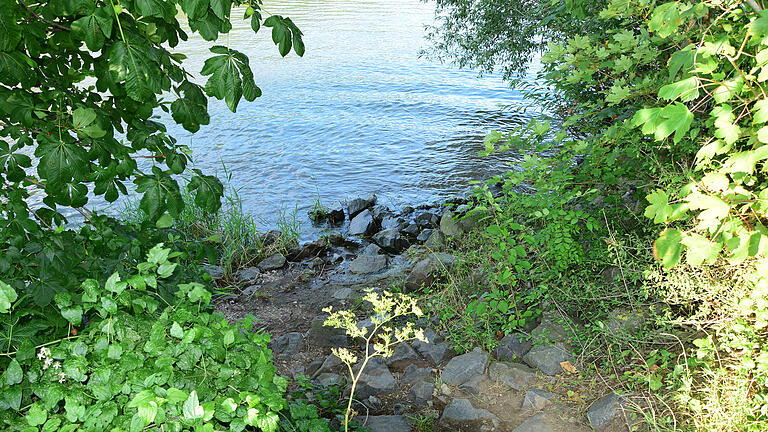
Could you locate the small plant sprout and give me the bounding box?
[323,290,426,432]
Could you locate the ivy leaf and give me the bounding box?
[681,233,721,265]
[166,388,188,404]
[753,99,768,124]
[170,322,184,338]
[750,11,768,40]
[26,403,47,426]
[653,228,683,268]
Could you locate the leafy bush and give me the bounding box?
[1,243,288,431]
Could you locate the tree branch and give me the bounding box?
[18,0,71,32]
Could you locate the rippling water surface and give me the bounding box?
[160,0,541,234]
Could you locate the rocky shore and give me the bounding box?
[206,193,640,432]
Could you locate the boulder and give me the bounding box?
[530,312,571,342]
[441,347,489,386]
[410,381,434,405]
[260,230,282,246]
[315,373,345,387]
[349,254,388,274]
[327,208,345,224]
[459,374,490,395]
[362,415,412,432]
[203,264,224,279]
[257,253,286,271]
[361,243,383,255]
[348,194,377,219]
[412,329,452,365]
[371,204,391,222]
[270,332,303,358]
[416,229,433,242]
[381,215,405,230]
[401,223,421,237]
[312,354,343,377]
[404,253,457,292]
[291,237,328,260]
[510,413,560,432]
[587,392,629,430]
[523,342,572,375]
[401,364,432,384]
[385,343,422,371]
[439,211,464,237]
[372,229,409,253]
[493,333,532,361]
[424,229,445,248]
[414,211,439,227]
[308,316,348,347]
[349,209,376,237]
[332,287,353,300]
[353,357,397,399]
[440,398,499,428]
[522,389,556,410]
[234,267,260,283]
[603,308,645,336]
[488,361,536,390]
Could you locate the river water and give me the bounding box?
[159,0,541,235]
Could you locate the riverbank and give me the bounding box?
[200,184,659,432]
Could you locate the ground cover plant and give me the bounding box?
[425,0,768,430]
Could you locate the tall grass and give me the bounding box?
[120,184,301,279]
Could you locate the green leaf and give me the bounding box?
[681,233,721,265]
[156,213,174,229]
[750,11,768,40]
[166,388,188,404]
[0,280,18,313]
[170,321,184,338]
[180,0,209,21]
[654,228,683,268]
[71,14,106,51]
[73,107,97,130]
[61,306,83,325]
[182,391,204,420]
[26,403,47,426]
[221,397,237,413]
[0,0,21,52]
[658,76,699,102]
[3,359,23,385]
[648,2,681,38]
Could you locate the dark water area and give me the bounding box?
[110,0,543,237]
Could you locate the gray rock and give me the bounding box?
[440,398,499,427]
[416,229,433,242]
[459,374,490,395]
[424,229,445,248]
[488,361,536,390]
[439,211,464,237]
[349,254,388,274]
[234,266,260,283]
[315,373,344,387]
[414,211,439,227]
[458,214,478,232]
[410,381,434,405]
[260,229,282,246]
[372,229,409,253]
[203,264,225,279]
[327,208,345,224]
[305,359,324,377]
[393,402,406,415]
[312,354,343,377]
[332,287,353,300]
[381,215,405,230]
[292,237,328,260]
[587,392,628,430]
[349,209,376,237]
[270,332,304,357]
[511,413,560,432]
[402,205,415,214]
[603,308,645,336]
[523,342,572,375]
[441,347,489,386]
[522,389,556,410]
[493,333,532,361]
[348,194,377,218]
[404,253,457,292]
[385,343,422,371]
[258,253,286,271]
[402,224,421,236]
[371,204,391,222]
[531,312,570,342]
[308,257,325,269]
[242,284,260,297]
[366,395,383,410]
[354,357,398,399]
[363,415,412,432]
[412,329,452,365]
[308,316,348,347]
[361,243,383,255]
[401,364,432,384]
